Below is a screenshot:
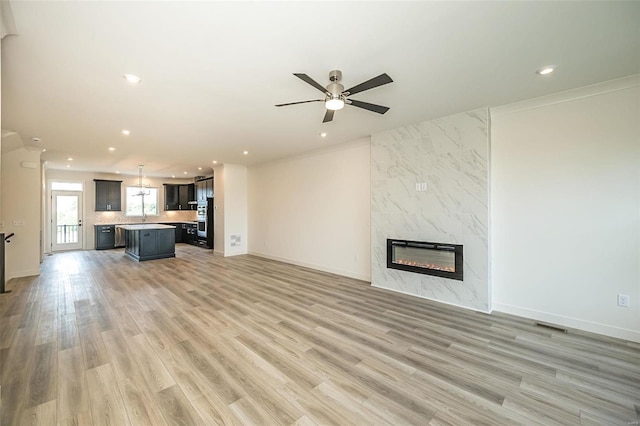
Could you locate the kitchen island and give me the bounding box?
[116,224,175,261]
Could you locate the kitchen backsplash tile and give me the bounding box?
[94,210,196,224]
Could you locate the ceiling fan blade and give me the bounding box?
[348,99,390,114]
[344,73,393,96]
[322,109,335,123]
[275,99,324,107]
[294,73,329,94]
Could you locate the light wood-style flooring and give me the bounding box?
[1,245,639,425]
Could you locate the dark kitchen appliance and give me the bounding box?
[196,197,214,249]
[197,204,206,238]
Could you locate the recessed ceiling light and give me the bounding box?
[66,164,71,168]
[536,65,556,76]
[320,132,327,138]
[198,167,202,170]
[243,150,249,155]
[108,147,116,151]
[172,175,175,178]
[67,157,73,161]
[42,148,46,152]
[122,129,130,136]
[115,171,120,174]
[212,160,217,164]
[183,171,188,175]
[123,73,141,84]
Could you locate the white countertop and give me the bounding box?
[116,224,175,230]
[96,221,196,226]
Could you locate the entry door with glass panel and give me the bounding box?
[52,190,83,251]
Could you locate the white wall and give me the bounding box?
[213,165,225,255]
[222,164,247,257]
[1,147,42,280]
[491,75,640,342]
[248,139,371,281]
[45,169,196,251]
[1,23,3,228]
[211,163,247,257]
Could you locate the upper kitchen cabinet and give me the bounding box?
[164,183,196,210]
[164,184,179,210]
[179,184,195,209]
[196,177,214,201]
[206,178,214,198]
[94,179,122,211]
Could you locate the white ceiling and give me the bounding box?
[2,1,639,178]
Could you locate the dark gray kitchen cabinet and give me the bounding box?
[196,178,213,202]
[164,184,179,210]
[156,230,175,255]
[164,184,195,211]
[139,231,158,258]
[206,178,213,198]
[94,180,122,211]
[178,184,194,209]
[182,223,197,245]
[122,226,175,261]
[196,180,205,202]
[95,225,115,249]
[165,222,182,243]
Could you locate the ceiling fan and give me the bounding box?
[276,70,393,123]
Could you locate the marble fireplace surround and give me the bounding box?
[371,108,490,312]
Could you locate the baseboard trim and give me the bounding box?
[224,249,248,258]
[493,302,640,343]
[371,284,491,314]
[248,250,371,282]
[5,269,41,282]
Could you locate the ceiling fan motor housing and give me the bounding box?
[329,69,342,82]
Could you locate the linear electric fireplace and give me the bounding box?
[387,239,463,281]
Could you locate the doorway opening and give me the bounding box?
[51,181,83,251]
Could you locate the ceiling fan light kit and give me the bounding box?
[276,69,393,123]
[325,97,345,111]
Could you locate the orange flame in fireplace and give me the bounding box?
[395,259,455,272]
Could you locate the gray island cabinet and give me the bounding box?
[117,224,175,261]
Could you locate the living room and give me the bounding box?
[1,2,639,424]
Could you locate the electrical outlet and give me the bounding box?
[617,294,630,308]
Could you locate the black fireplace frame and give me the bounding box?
[387,239,464,281]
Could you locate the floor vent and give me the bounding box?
[535,322,568,333]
